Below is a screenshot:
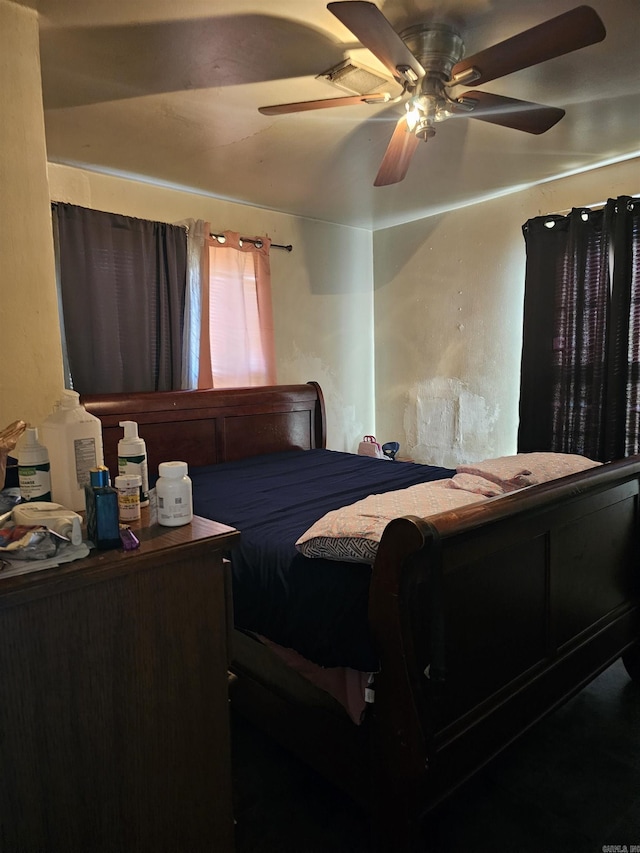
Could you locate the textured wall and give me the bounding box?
[47,164,375,452]
[0,0,64,430]
[373,157,640,466]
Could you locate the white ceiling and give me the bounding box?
[18,0,640,230]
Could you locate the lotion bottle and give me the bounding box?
[118,421,149,507]
[18,427,52,502]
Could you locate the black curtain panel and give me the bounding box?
[53,203,187,395]
[517,213,571,455]
[604,198,640,459]
[518,197,640,460]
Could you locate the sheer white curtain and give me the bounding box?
[177,219,209,390]
[181,226,276,389]
[200,231,276,387]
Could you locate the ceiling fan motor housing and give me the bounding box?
[400,23,465,138]
[400,23,465,79]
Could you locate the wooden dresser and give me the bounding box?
[0,515,239,853]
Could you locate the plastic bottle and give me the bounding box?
[39,390,105,512]
[17,427,52,502]
[114,474,142,522]
[13,502,83,546]
[118,421,149,507]
[84,466,120,550]
[156,461,193,527]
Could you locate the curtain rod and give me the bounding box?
[553,199,608,216]
[553,195,639,217]
[50,204,294,252]
[210,232,292,252]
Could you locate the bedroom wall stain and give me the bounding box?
[374,159,638,468]
[278,344,366,454]
[403,378,499,468]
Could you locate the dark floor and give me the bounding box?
[231,659,640,853]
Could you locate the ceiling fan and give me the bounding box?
[258,2,606,186]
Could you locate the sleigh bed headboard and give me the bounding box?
[82,382,326,476]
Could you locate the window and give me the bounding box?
[196,230,276,389]
[518,196,640,460]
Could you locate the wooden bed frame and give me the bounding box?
[83,381,640,852]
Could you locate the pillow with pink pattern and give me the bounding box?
[296,480,486,563]
[457,452,601,491]
[446,473,506,497]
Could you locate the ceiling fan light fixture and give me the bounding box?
[405,103,420,131]
[414,118,435,141]
[434,107,453,122]
[317,59,398,97]
[406,93,440,137]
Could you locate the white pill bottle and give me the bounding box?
[156,461,193,527]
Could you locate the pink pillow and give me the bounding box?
[457,452,601,491]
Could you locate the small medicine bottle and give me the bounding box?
[114,473,142,522]
[156,461,193,527]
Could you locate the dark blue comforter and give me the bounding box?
[191,449,454,671]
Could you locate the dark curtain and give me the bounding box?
[518,196,640,460]
[605,198,640,459]
[53,203,187,395]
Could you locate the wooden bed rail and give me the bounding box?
[411,453,640,541]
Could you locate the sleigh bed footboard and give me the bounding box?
[366,457,640,850]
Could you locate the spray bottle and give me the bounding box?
[118,421,149,507]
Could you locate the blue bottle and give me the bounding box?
[85,467,120,550]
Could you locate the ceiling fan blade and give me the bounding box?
[374,117,420,186]
[455,91,565,134]
[328,1,425,85]
[259,93,388,115]
[451,5,605,87]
